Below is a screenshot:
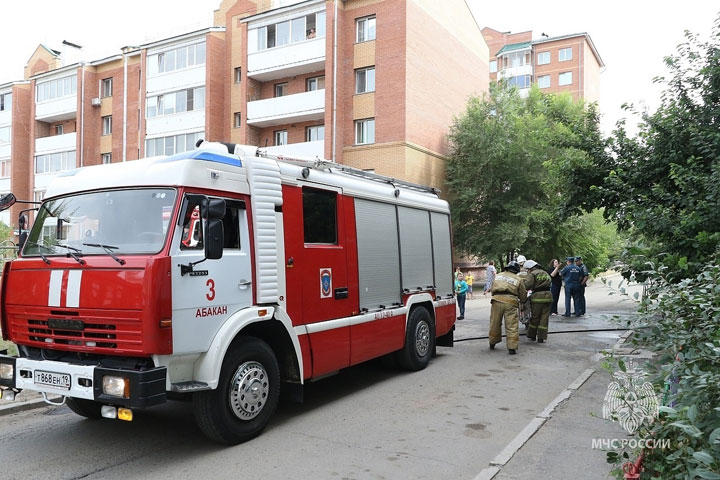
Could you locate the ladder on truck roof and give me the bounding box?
[201,140,441,196]
[256,150,441,196]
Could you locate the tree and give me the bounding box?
[559,19,720,275]
[446,83,614,270]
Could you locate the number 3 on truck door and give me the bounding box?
[206,279,215,301]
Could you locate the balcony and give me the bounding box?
[146,65,205,96]
[146,110,205,137]
[0,110,10,126]
[0,144,9,159]
[497,64,534,80]
[247,89,324,128]
[35,96,77,122]
[35,132,77,155]
[263,140,324,158]
[248,38,325,82]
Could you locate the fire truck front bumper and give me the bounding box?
[0,355,166,408]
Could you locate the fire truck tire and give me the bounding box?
[396,306,435,371]
[65,397,103,419]
[193,336,280,444]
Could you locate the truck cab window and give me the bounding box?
[302,187,337,244]
[180,203,203,250]
[221,200,244,249]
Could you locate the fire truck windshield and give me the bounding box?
[23,188,177,257]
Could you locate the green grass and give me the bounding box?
[0,338,17,357]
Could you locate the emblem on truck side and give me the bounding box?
[320,268,332,298]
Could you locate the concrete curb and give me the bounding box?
[472,332,632,480]
[0,396,59,416]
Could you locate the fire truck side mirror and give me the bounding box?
[204,198,225,261]
[0,193,16,212]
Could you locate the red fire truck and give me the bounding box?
[0,141,455,444]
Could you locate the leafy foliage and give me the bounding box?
[559,19,720,277]
[446,83,620,270]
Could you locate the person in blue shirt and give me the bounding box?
[454,272,468,320]
[575,256,589,316]
[559,257,582,317]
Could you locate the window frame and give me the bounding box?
[356,15,376,43]
[274,82,288,97]
[489,60,497,73]
[274,130,288,146]
[102,115,112,136]
[559,47,572,62]
[234,112,242,128]
[306,76,325,92]
[354,118,375,145]
[558,71,573,86]
[302,187,338,245]
[537,75,551,89]
[55,124,64,135]
[101,77,113,98]
[537,51,550,65]
[355,66,375,94]
[234,67,242,83]
[305,125,324,142]
[101,153,112,164]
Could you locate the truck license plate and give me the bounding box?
[34,370,71,390]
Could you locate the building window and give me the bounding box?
[253,11,326,52]
[101,153,112,164]
[102,116,112,135]
[234,112,242,128]
[306,125,324,142]
[537,51,550,65]
[302,187,337,244]
[355,67,375,94]
[146,86,205,118]
[35,151,76,174]
[148,42,206,76]
[355,118,375,145]
[274,130,288,146]
[101,78,113,97]
[489,60,497,73]
[537,75,550,89]
[356,16,376,43]
[55,124,64,135]
[34,190,45,203]
[0,93,11,112]
[306,76,325,91]
[559,72,572,86]
[0,126,10,144]
[145,131,204,157]
[36,75,77,102]
[274,83,288,97]
[0,158,10,178]
[234,67,242,83]
[508,75,532,89]
[559,47,572,61]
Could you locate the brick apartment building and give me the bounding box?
[0,0,490,230]
[481,27,603,102]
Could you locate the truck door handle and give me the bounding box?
[334,287,348,299]
[238,280,252,289]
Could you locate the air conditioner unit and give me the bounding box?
[91,97,101,106]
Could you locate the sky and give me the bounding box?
[1,1,718,135]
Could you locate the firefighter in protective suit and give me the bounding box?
[489,261,528,354]
[523,260,553,343]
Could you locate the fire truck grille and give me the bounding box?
[8,309,144,354]
[27,320,118,349]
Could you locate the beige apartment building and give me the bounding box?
[482,27,603,102]
[0,0,490,230]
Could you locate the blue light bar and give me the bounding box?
[157,149,243,167]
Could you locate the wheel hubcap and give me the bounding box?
[229,361,269,420]
[415,321,430,356]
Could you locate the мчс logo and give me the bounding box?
[602,360,659,434]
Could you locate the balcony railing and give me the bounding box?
[35,96,77,122]
[35,132,77,155]
[247,89,325,128]
[263,140,324,158]
[248,38,326,82]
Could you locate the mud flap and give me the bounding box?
[436,325,454,348]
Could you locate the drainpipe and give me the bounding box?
[123,52,128,162]
[80,65,85,167]
[332,0,338,162]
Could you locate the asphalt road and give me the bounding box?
[0,276,640,480]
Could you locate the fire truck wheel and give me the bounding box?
[65,397,103,419]
[193,336,280,444]
[396,306,435,371]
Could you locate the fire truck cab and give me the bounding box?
[0,141,456,444]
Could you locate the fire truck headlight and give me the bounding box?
[102,376,130,398]
[0,363,13,380]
